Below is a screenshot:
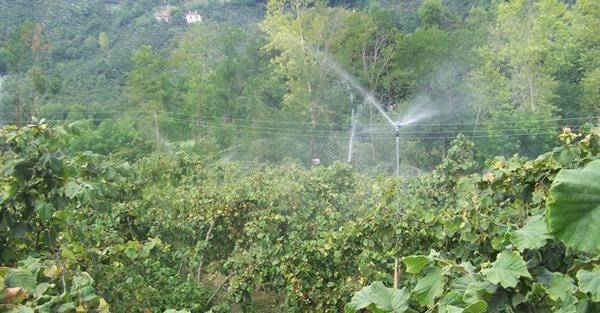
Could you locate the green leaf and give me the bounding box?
[349,281,410,313]
[525,282,546,302]
[402,255,429,274]
[546,272,575,302]
[464,300,488,313]
[124,246,138,260]
[33,282,53,298]
[463,279,496,304]
[481,250,531,288]
[35,201,53,221]
[4,269,36,294]
[546,160,600,254]
[58,302,77,313]
[63,181,82,199]
[412,267,445,307]
[510,215,550,252]
[577,268,600,302]
[438,300,486,313]
[442,305,465,313]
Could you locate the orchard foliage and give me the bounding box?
[1,121,599,312]
[347,128,600,312]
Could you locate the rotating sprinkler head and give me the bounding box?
[393,121,403,137]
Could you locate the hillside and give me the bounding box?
[0,0,265,105]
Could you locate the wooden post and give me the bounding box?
[394,258,401,289]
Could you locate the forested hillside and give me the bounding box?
[0,0,264,105]
[0,0,599,312]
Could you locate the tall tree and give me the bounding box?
[468,0,570,157]
[262,1,353,163]
[0,22,51,122]
[126,46,174,112]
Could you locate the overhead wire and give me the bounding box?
[1,112,592,142]
[1,112,593,137]
[0,110,596,127]
[159,115,586,135]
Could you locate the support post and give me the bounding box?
[347,109,356,163]
[153,111,160,151]
[394,258,401,289]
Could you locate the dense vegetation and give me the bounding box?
[0,0,599,312]
[1,120,599,312]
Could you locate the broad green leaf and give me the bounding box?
[402,255,429,274]
[546,272,575,302]
[349,281,409,313]
[58,302,77,313]
[463,279,496,303]
[124,246,138,260]
[61,248,75,263]
[526,282,547,302]
[4,269,36,294]
[412,267,445,307]
[546,160,600,254]
[71,273,93,291]
[33,282,53,298]
[63,181,82,199]
[35,201,53,221]
[0,276,4,289]
[554,303,577,313]
[510,215,550,252]
[141,237,161,257]
[577,268,600,302]
[442,305,464,313]
[18,257,41,274]
[481,250,531,288]
[439,290,463,307]
[464,300,488,313]
[438,300,487,313]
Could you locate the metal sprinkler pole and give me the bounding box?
[395,126,400,177]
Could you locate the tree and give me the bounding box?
[0,22,50,123]
[571,0,600,117]
[418,0,444,28]
[468,0,570,157]
[581,69,600,116]
[262,2,355,163]
[126,46,174,112]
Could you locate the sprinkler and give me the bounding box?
[392,121,403,289]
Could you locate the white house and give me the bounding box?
[185,10,202,24]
